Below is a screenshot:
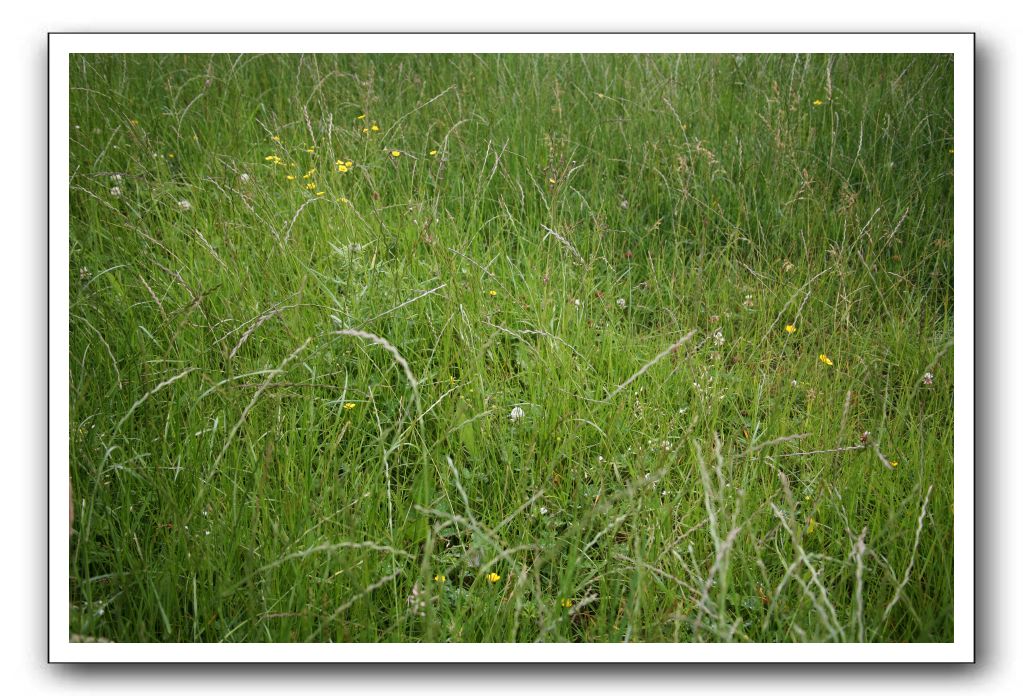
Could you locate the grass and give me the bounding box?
[68,52,955,643]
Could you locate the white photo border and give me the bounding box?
[49,32,974,663]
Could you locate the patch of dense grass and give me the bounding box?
[68,53,954,642]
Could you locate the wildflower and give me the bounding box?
[370,124,380,132]
[487,289,497,297]
[813,99,824,106]
[316,191,325,196]
[548,177,557,184]
[110,173,122,183]
[79,267,91,280]
[574,298,581,308]
[129,119,138,126]
[109,186,121,197]
[922,371,934,385]
[361,127,370,135]
[271,135,280,142]
[429,150,438,156]
[356,114,366,120]
[818,353,833,366]
[539,506,548,515]
[306,147,315,154]
[167,153,175,159]
[509,406,525,422]
[303,168,316,179]
[177,199,191,211]
[264,154,283,165]
[620,199,629,209]
[782,259,794,272]
[337,196,349,204]
[286,175,296,181]
[560,598,573,608]
[713,329,725,346]
[345,160,353,167]
[785,324,796,334]
[240,173,250,183]
[343,402,356,411]
[390,150,401,157]
[305,182,317,190]
[337,164,348,173]
[485,572,501,583]
[616,298,627,310]
[434,574,446,583]
[890,460,899,468]
[743,294,754,308]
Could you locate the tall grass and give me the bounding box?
[69,53,954,642]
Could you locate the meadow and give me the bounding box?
[68,52,955,643]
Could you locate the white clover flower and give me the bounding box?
[922,372,934,385]
[539,506,548,515]
[713,329,725,346]
[616,297,627,310]
[178,199,192,211]
[110,173,122,182]
[509,406,525,422]
[574,298,581,308]
[240,172,250,183]
[109,186,121,197]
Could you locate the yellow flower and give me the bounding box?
[129,119,139,126]
[487,290,497,297]
[286,175,296,181]
[167,153,175,158]
[337,196,349,203]
[343,402,356,410]
[560,598,573,608]
[306,147,315,153]
[434,574,446,583]
[337,164,348,173]
[271,135,280,142]
[264,154,283,165]
[305,182,317,190]
[370,124,380,132]
[356,114,366,120]
[548,177,556,184]
[812,99,824,106]
[485,572,501,583]
[316,191,325,196]
[890,460,899,468]
[362,127,370,134]
[345,160,353,167]
[390,150,401,157]
[818,353,833,366]
[429,150,438,156]
[785,324,796,334]
[303,168,316,179]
